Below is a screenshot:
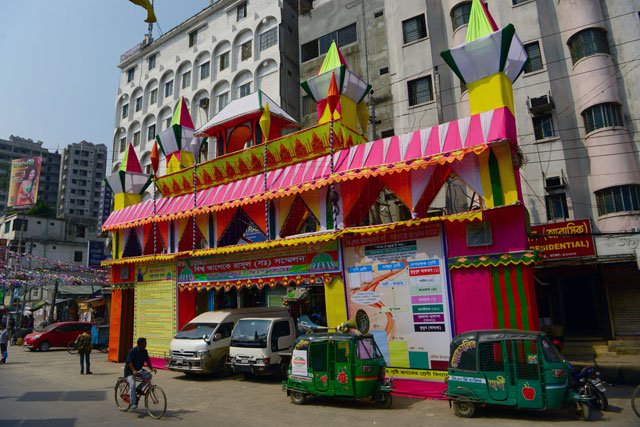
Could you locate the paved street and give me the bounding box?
[0,349,638,427]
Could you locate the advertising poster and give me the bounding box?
[291,349,309,377]
[136,263,176,283]
[176,241,340,284]
[7,156,42,208]
[134,272,176,359]
[344,224,452,372]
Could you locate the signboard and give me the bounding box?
[528,219,595,260]
[291,349,309,377]
[344,224,452,372]
[87,240,105,267]
[134,279,176,358]
[7,157,42,208]
[135,263,175,283]
[176,241,340,284]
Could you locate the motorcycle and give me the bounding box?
[572,366,608,411]
[9,327,33,346]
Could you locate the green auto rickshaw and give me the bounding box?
[282,332,393,408]
[445,329,592,420]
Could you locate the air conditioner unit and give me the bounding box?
[544,176,565,190]
[199,98,210,109]
[527,92,555,115]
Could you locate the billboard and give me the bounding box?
[7,157,42,208]
[343,224,453,374]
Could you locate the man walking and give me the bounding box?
[75,329,92,374]
[124,337,156,410]
[0,324,8,363]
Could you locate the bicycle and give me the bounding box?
[632,384,640,418]
[67,340,78,355]
[114,371,167,419]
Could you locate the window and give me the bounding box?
[301,23,357,62]
[241,41,252,61]
[237,2,247,21]
[119,138,126,153]
[3,222,9,233]
[271,321,291,351]
[219,52,230,71]
[512,0,532,4]
[451,1,472,31]
[402,15,427,44]
[533,114,555,140]
[75,225,86,238]
[582,103,622,134]
[374,10,384,18]
[147,124,156,141]
[164,118,171,129]
[524,41,543,73]
[380,129,395,138]
[302,96,315,116]
[310,342,328,371]
[596,185,640,216]
[568,28,609,64]
[133,131,141,146]
[189,29,198,47]
[200,61,210,80]
[466,221,492,246]
[217,322,234,339]
[12,219,27,232]
[121,104,129,119]
[135,96,142,112]
[148,54,156,70]
[239,82,251,98]
[74,251,83,262]
[407,76,433,106]
[357,338,382,359]
[260,27,278,51]
[164,80,174,97]
[150,88,158,105]
[379,66,389,75]
[218,92,229,111]
[479,342,505,372]
[126,67,135,83]
[545,193,569,220]
[182,71,191,89]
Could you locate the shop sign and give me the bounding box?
[135,263,176,283]
[177,241,340,284]
[528,219,595,260]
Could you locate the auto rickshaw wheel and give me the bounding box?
[568,401,590,421]
[290,390,306,405]
[374,390,393,409]
[452,400,476,418]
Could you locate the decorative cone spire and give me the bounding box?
[259,102,271,144]
[150,141,160,176]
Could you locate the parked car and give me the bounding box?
[23,321,94,352]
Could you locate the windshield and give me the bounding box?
[175,323,218,339]
[42,323,59,332]
[230,319,270,348]
[541,337,565,362]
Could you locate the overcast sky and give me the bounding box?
[0,1,208,159]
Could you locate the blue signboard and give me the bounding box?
[87,240,104,267]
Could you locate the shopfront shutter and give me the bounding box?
[606,266,640,337]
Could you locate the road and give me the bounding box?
[0,349,637,426]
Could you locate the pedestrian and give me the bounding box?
[75,330,92,374]
[124,337,157,410]
[0,323,9,363]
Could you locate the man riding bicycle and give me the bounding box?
[124,337,157,410]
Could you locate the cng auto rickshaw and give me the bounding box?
[282,310,393,408]
[445,329,593,420]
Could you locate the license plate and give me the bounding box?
[174,358,184,365]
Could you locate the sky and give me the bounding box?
[0,0,209,159]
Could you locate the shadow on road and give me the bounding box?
[17,390,107,402]
[0,419,76,426]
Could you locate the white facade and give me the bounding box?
[0,213,99,265]
[112,0,300,194]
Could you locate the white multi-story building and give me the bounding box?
[112,0,301,186]
[299,1,640,343]
[57,141,107,222]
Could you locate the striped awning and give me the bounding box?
[102,107,515,231]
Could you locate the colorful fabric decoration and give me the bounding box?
[448,251,541,269]
[466,0,498,43]
[128,0,156,23]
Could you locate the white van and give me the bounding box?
[167,307,289,375]
[228,315,296,377]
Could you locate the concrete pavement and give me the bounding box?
[0,348,638,426]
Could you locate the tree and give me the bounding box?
[25,200,55,218]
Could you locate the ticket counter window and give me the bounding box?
[214,287,238,310]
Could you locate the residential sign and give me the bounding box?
[528,219,596,260]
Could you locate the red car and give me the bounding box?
[23,322,94,352]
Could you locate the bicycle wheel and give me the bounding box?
[632,384,640,418]
[145,385,167,419]
[114,380,130,411]
[67,340,78,355]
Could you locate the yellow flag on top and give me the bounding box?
[129,0,157,23]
